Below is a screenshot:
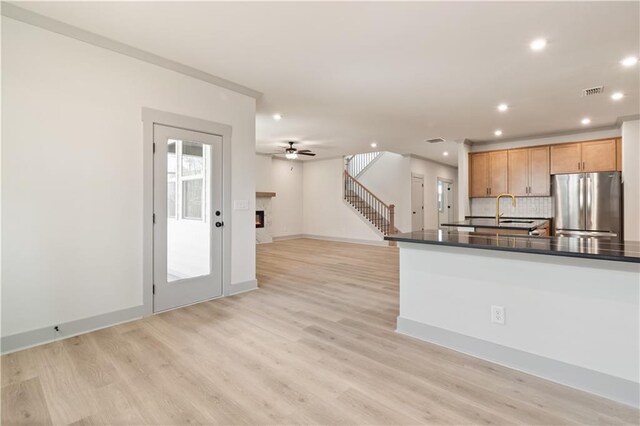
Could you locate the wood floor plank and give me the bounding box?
[1,377,53,425]
[1,238,638,425]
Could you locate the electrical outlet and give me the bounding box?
[491,305,505,325]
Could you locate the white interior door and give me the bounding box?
[411,175,424,231]
[153,124,223,312]
[438,179,455,226]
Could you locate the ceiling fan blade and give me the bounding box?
[298,152,316,156]
[297,149,312,153]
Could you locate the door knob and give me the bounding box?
[215,221,224,228]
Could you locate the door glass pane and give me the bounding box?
[167,139,211,282]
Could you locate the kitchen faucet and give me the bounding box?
[495,193,516,224]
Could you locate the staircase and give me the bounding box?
[343,170,397,237]
[345,151,382,178]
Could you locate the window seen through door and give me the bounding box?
[167,139,208,221]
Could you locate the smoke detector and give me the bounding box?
[425,137,446,143]
[582,86,604,97]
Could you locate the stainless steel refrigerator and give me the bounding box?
[552,172,622,239]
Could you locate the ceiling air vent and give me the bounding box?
[426,137,446,143]
[582,86,604,97]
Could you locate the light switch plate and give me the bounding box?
[234,200,249,210]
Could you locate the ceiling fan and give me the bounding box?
[282,141,316,159]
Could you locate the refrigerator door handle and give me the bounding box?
[578,176,584,215]
[585,176,592,229]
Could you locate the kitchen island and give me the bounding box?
[385,230,640,407]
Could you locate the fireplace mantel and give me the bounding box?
[256,192,276,198]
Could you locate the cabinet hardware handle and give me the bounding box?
[583,161,585,170]
[578,162,581,170]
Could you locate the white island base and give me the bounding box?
[395,242,640,407]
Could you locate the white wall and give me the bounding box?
[457,141,471,220]
[255,154,273,192]
[1,18,256,338]
[622,120,640,241]
[409,156,458,230]
[271,158,303,237]
[303,158,381,242]
[358,152,411,233]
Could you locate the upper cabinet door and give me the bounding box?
[488,150,508,195]
[469,153,489,197]
[581,139,617,172]
[507,149,529,196]
[550,143,581,174]
[528,146,550,196]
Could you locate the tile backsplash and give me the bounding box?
[471,197,553,218]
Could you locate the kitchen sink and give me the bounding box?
[500,220,534,224]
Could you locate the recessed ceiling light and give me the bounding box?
[530,38,547,51]
[494,130,503,137]
[370,142,377,148]
[581,118,591,125]
[273,113,282,120]
[443,151,449,156]
[497,103,509,112]
[621,56,638,67]
[611,92,624,100]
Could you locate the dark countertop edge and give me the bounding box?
[466,215,553,220]
[384,235,640,264]
[440,220,544,231]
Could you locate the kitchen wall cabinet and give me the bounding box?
[488,151,508,195]
[581,139,616,172]
[550,139,617,174]
[616,138,622,171]
[508,146,550,196]
[469,151,507,197]
[550,143,581,174]
[469,153,489,197]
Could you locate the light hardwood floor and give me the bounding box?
[2,238,639,425]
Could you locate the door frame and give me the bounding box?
[436,177,455,226]
[142,108,232,316]
[411,173,425,231]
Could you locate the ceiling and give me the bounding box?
[14,1,640,166]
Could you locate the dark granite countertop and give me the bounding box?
[440,218,548,231]
[385,230,640,263]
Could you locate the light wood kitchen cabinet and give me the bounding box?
[469,151,508,197]
[550,143,581,174]
[550,139,617,174]
[508,146,550,196]
[616,138,622,171]
[507,149,529,196]
[581,139,616,172]
[469,152,489,197]
[528,146,551,195]
[489,151,508,195]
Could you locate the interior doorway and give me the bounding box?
[437,178,455,227]
[411,174,424,231]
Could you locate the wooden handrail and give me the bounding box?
[343,170,396,236]
[344,170,390,209]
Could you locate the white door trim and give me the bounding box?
[142,107,232,316]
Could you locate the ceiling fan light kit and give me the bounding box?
[283,141,316,159]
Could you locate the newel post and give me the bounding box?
[388,204,396,246]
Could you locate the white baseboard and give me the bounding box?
[396,317,640,408]
[272,233,389,247]
[272,234,305,241]
[228,279,258,295]
[1,305,146,355]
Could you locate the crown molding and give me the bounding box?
[1,2,262,99]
